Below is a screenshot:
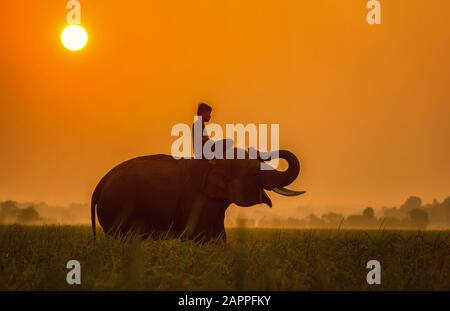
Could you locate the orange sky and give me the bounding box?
[1,0,449,213]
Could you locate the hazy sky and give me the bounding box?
[1,1,449,213]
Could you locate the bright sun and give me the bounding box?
[61,25,88,51]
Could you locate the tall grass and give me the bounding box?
[0,225,448,290]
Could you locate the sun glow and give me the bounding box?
[61,25,88,51]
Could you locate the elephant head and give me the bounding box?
[202,149,305,208]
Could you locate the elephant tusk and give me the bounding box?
[272,187,306,197]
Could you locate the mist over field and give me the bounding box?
[2,195,449,230]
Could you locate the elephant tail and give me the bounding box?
[90,163,123,241]
[91,182,101,241]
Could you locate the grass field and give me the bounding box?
[0,225,449,290]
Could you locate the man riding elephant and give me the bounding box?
[192,102,233,160]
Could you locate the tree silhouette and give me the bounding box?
[409,208,429,229]
[16,206,42,224]
[401,196,422,212]
[363,207,375,219]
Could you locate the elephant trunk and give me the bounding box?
[259,150,300,190]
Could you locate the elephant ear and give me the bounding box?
[203,165,230,199]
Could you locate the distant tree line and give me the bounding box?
[227,196,450,230]
[0,201,42,224]
[0,200,89,225]
[2,195,450,229]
